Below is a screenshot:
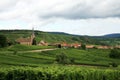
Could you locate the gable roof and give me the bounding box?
[16,37,31,43]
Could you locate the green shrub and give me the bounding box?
[70,58,75,64]
[109,49,120,59]
[81,44,86,50]
[13,50,17,55]
[109,62,118,67]
[57,44,61,48]
[55,53,75,64]
[0,35,7,48]
[55,53,69,64]
[32,38,37,45]
[93,46,98,49]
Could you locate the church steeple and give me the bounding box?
[31,27,35,39]
[32,27,34,34]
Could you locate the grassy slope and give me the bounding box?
[0,30,77,43]
[38,49,120,66]
[0,30,120,45]
[0,45,120,67]
[35,32,75,43]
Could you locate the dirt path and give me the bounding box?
[24,48,57,53]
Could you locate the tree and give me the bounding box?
[0,35,7,47]
[109,62,118,67]
[93,46,98,49]
[81,44,86,50]
[58,44,61,48]
[32,38,37,45]
[109,49,120,59]
[55,53,75,64]
[55,53,69,64]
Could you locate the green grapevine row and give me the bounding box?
[0,66,119,80]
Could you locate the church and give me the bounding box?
[16,28,35,45]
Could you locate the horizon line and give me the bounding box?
[0,29,120,36]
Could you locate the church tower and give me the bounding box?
[31,27,35,39]
[30,27,35,45]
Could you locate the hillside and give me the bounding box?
[0,30,120,46]
[103,33,120,38]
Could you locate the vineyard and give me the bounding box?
[0,45,120,80]
[0,48,120,67]
[0,66,120,80]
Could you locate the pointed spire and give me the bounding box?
[31,27,35,39]
[32,27,34,34]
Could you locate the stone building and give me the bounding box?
[16,28,35,45]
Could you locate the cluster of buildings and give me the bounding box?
[54,43,115,49]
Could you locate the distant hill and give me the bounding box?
[48,32,70,35]
[0,30,120,46]
[103,33,120,38]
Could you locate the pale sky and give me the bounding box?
[0,0,120,36]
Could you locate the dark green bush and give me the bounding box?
[55,53,75,64]
[109,49,120,59]
[93,46,98,49]
[0,35,7,48]
[13,50,17,55]
[55,53,69,64]
[109,62,118,67]
[32,38,37,45]
[70,58,75,64]
[57,44,61,48]
[81,44,86,50]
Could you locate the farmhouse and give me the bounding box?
[86,45,94,49]
[38,40,48,46]
[97,46,113,49]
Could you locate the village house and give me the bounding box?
[60,42,81,48]
[86,45,94,49]
[61,42,67,47]
[97,46,113,49]
[115,45,120,49]
[38,40,48,46]
[72,43,81,48]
